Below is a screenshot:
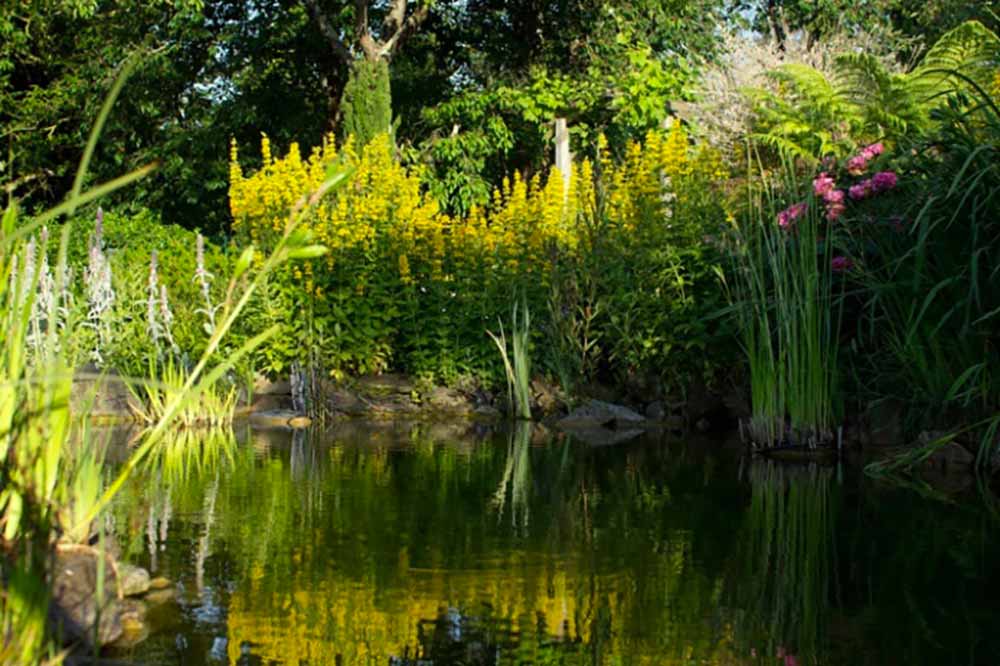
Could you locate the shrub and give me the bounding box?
[229,125,733,392]
[60,207,230,374]
[843,82,1000,460]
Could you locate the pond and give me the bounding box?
[104,421,1000,666]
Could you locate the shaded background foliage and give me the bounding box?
[3,0,726,229]
[5,0,991,231]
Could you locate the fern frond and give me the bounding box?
[909,20,1000,102]
[833,52,924,139]
[770,63,847,117]
[750,132,818,164]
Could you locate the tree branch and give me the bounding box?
[354,0,368,40]
[301,0,353,66]
[379,1,430,58]
[355,0,380,60]
[384,0,407,34]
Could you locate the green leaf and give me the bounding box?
[233,245,255,280]
[287,244,328,260]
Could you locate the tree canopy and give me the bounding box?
[2,0,993,229]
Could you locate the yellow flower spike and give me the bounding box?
[227,126,713,356]
[664,123,690,179]
[260,133,272,166]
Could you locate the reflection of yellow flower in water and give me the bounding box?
[224,545,735,666]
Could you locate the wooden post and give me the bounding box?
[660,116,676,208]
[554,118,571,190]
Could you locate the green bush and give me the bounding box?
[227,127,737,394]
[59,207,230,374]
[843,84,1000,456]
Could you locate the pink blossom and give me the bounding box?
[831,255,854,272]
[871,171,898,192]
[777,202,808,228]
[826,202,846,221]
[813,172,836,197]
[862,142,885,159]
[849,180,872,200]
[847,155,869,176]
[823,188,845,204]
[784,656,801,666]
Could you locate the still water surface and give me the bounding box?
[106,421,1000,665]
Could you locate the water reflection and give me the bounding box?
[731,461,838,664]
[491,422,534,533]
[106,424,1000,665]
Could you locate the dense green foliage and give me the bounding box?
[341,59,394,148]
[722,20,1000,455]
[748,20,1000,162]
[59,209,230,372]
[3,5,1000,662]
[844,80,1000,446]
[224,126,731,393]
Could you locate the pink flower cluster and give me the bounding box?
[813,172,846,220]
[846,142,884,175]
[872,170,897,191]
[776,143,898,230]
[777,201,808,228]
[848,170,898,200]
[831,255,854,272]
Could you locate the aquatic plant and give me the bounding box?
[129,355,239,429]
[0,212,76,665]
[487,298,533,420]
[729,157,843,447]
[57,436,107,545]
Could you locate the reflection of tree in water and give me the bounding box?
[731,460,838,664]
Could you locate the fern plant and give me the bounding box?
[749,21,1000,164]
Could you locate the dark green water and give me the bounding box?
[104,422,1000,666]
